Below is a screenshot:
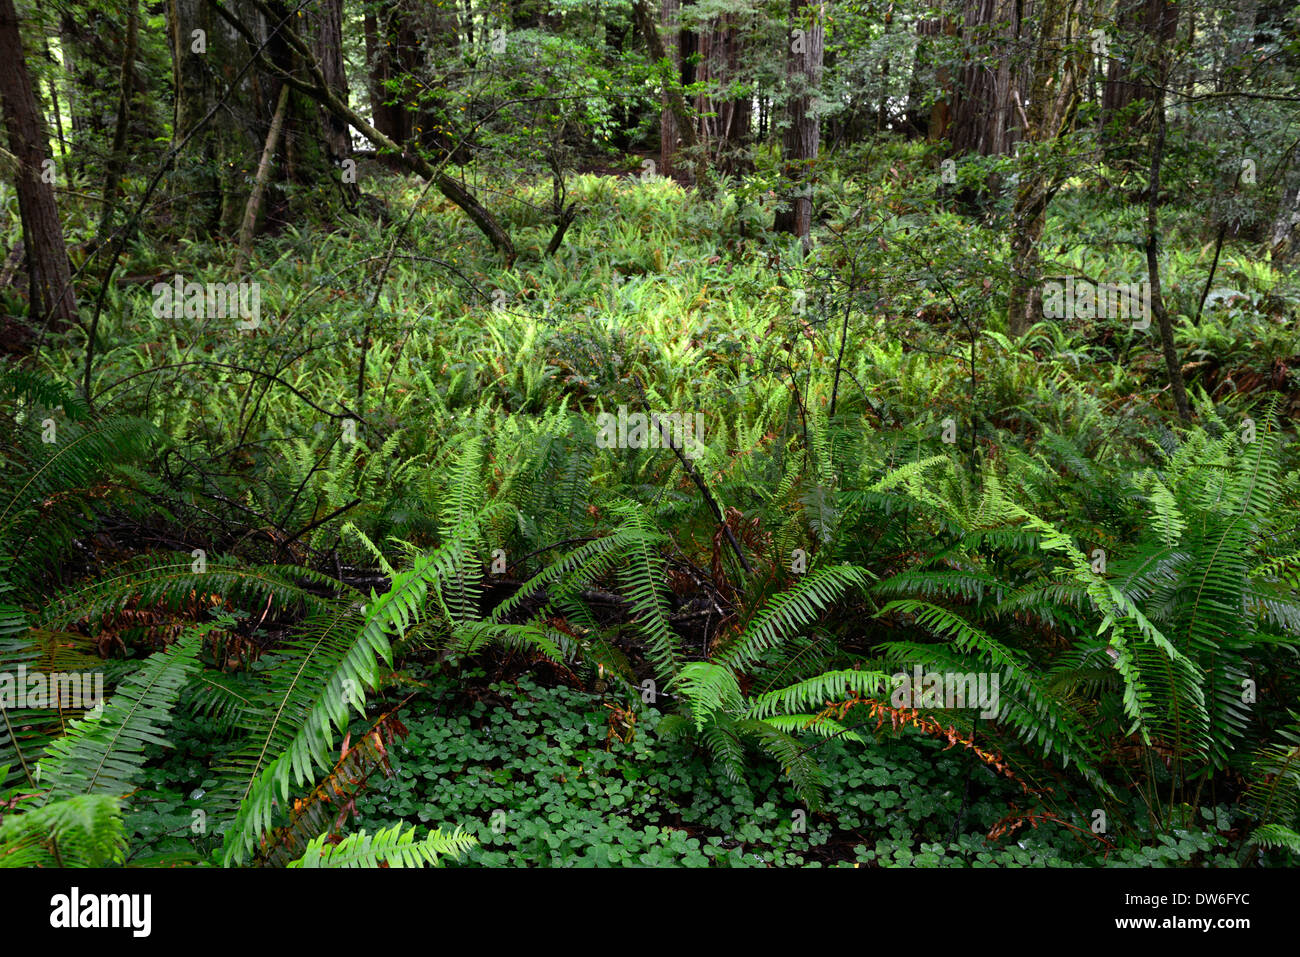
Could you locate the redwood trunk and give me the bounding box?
[0,0,78,333]
[774,0,824,247]
[312,0,357,204]
[949,0,1023,157]
[633,0,700,183]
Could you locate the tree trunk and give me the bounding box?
[1006,0,1085,336]
[364,0,464,167]
[901,18,945,139]
[949,0,1023,157]
[97,0,140,242]
[876,2,895,132]
[231,0,516,261]
[633,0,701,184]
[1271,176,1300,265]
[0,0,78,334]
[1102,0,1180,139]
[309,0,357,205]
[42,40,68,162]
[1270,137,1300,265]
[693,10,753,175]
[58,10,93,175]
[774,0,824,249]
[236,82,290,272]
[364,0,415,147]
[1144,5,1192,424]
[654,0,680,179]
[171,0,360,234]
[166,0,265,232]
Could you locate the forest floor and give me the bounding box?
[17,143,1300,867]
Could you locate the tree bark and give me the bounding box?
[236,82,290,272]
[659,0,681,178]
[693,9,753,175]
[0,0,78,334]
[905,17,952,140]
[225,0,516,261]
[364,0,416,146]
[1006,0,1085,336]
[1144,10,1192,424]
[41,40,67,162]
[774,0,824,248]
[1270,143,1300,264]
[167,0,265,232]
[633,0,701,183]
[58,10,93,175]
[97,0,140,242]
[168,0,342,233]
[949,0,1023,157]
[876,2,895,132]
[312,0,357,205]
[363,0,462,165]
[1102,0,1180,139]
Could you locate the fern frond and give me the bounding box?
[1244,707,1300,851]
[717,564,872,671]
[744,669,887,720]
[610,503,681,681]
[219,508,498,865]
[288,824,476,868]
[673,661,743,732]
[0,794,126,867]
[37,630,203,801]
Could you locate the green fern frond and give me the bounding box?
[39,555,348,631]
[0,365,90,422]
[37,630,203,800]
[610,503,681,680]
[0,794,127,867]
[1244,707,1300,854]
[673,661,743,732]
[741,719,826,809]
[219,507,499,865]
[744,669,887,720]
[288,824,476,868]
[877,599,1105,787]
[761,713,865,744]
[1251,823,1300,854]
[717,564,872,671]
